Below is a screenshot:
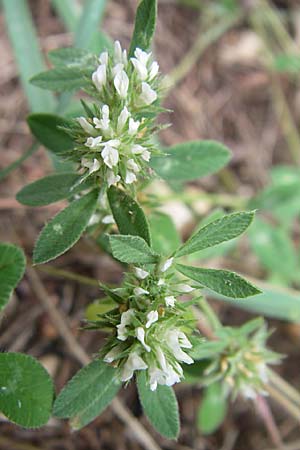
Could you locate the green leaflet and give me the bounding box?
[150,140,231,182]
[16,173,91,206]
[53,360,120,429]
[109,235,159,264]
[176,264,261,298]
[175,211,254,257]
[129,0,157,57]
[27,114,74,154]
[107,186,152,246]
[0,243,26,311]
[48,47,95,67]
[149,212,181,256]
[33,190,99,264]
[0,353,54,428]
[30,67,93,92]
[137,371,179,439]
[197,382,227,434]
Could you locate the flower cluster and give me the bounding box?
[193,319,282,400]
[66,41,162,189]
[90,258,197,390]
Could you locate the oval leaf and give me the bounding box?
[176,264,261,298]
[48,47,95,67]
[30,67,92,91]
[150,140,231,182]
[108,186,151,246]
[33,189,99,264]
[149,212,181,256]
[0,243,26,311]
[109,235,159,264]
[198,382,227,434]
[53,360,120,429]
[129,0,157,57]
[137,371,179,439]
[176,211,254,258]
[27,113,74,154]
[0,353,54,428]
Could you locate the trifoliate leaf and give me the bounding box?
[53,360,120,429]
[108,186,151,246]
[0,243,25,311]
[0,353,54,428]
[176,264,261,298]
[175,211,255,257]
[109,235,159,264]
[137,371,180,439]
[33,189,99,264]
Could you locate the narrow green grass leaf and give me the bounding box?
[109,235,159,264]
[108,186,152,246]
[129,0,157,57]
[137,371,179,439]
[2,0,56,112]
[176,211,254,258]
[197,383,227,434]
[0,143,39,182]
[150,141,231,182]
[51,0,81,32]
[0,353,54,428]
[0,243,26,311]
[176,264,261,298]
[53,360,120,429]
[33,190,99,264]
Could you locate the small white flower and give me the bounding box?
[127,159,139,173]
[161,257,174,272]
[114,40,123,63]
[104,345,122,363]
[149,61,159,80]
[107,170,121,187]
[134,267,149,279]
[102,215,115,224]
[134,48,151,65]
[131,57,148,80]
[92,64,106,91]
[141,150,151,162]
[117,106,130,132]
[128,118,140,135]
[121,352,148,382]
[101,145,119,169]
[85,136,103,148]
[88,213,101,226]
[157,278,165,286]
[131,144,150,161]
[139,82,157,105]
[134,287,149,296]
[166,330,193,365]
[125,171,137,184]
[117,309,134,341]
[136,327,151,352]
[165,296,176,307]
[149,365,165,391]
[77,117,95,135]
[112,63,124,77]
[94,105,110,131]
[114,70,129,98]
[176,284,194,293]
[99,51,108,65]
[164,362,182,387]
[82,158,100,174]
[146,310,158,329]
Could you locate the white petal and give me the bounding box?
[107,170,121,187]
[104,345,122,363]
[134,287,149,296]
[161,257,174,272]
[149,61,159,80]
[120,309,135,325]
[88,158,100,174]
[166,330,193,365]
[121,352,148,382]
[92,64,106,91]
[128,118,140,135]
[112,63,124,77]
[141,150,151,162]
[134,48,151,65]
[134,267,149,279]
[125,170,137,184]
[146,311,158,329]
[85,136,103,148]
[114,70,129,99]
[177,331,192,349]
[77,117,95,134]
[131,58,148,80]
[165,296,176,307]
[136,327,151,352]
[117,106,130,132]
[88,213,101,226]
[114,40,123,63]
[176,284,194,293]
[99,51,108,65]
[157,278,165,286]
[139,82,157,105]
[102,215,115,224]
[101,145,119,169]
[127,159,139,173]
[131,144,145,155]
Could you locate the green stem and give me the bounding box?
[0,142,39,181]
[37,265,99,287]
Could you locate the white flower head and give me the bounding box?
[146,310,158,329]
[165,296,176,307]
[161,257,174,273]
[107,170,121,187]
[136,327,151,352]
[92,64,106,91]
[121,352,148,382]
[77,117,95,135]
[102,215,115,224]
[125,171,137,184]
[128,118,140,135]
[114,70,129,99]
[134,267,149,279]
[117,106,130,132]
[139,82,157,105]
[101,145,119,169]
[127,159,139,173]
[134,287,149,296]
